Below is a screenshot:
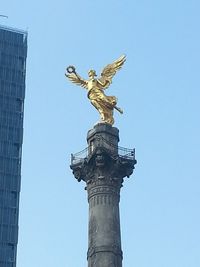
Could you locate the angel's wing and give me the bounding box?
[65,71,88,89]
[98,55,126,89]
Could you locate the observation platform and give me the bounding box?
[71,135,136,166]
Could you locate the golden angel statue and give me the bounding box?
[65,55,126,125]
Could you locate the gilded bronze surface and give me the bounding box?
[65,55,126,125]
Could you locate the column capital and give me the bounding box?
[70,124,136,187]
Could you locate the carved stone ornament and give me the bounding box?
[70,147,136,187]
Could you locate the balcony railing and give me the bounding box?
[71,136,135,165]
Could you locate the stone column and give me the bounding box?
[70,124,136,267]
[87,177,122,267]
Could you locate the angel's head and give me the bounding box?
[88,69,97,78]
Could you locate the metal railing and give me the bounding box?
[71,136,135,165]
[71,147,88,165]
[118,146,135,160]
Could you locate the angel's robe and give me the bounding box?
[87,78,117,125]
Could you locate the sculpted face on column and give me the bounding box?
[95,149,106,168]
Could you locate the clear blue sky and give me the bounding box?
[1,1,200,266]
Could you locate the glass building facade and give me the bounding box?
[0,25,27,266]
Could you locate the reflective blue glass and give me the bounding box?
[0,25,27,267]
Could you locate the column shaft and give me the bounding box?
[87,181,122,267]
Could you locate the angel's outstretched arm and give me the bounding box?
[65,68,88,89]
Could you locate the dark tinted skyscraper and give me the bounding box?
[0,25,27,266]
